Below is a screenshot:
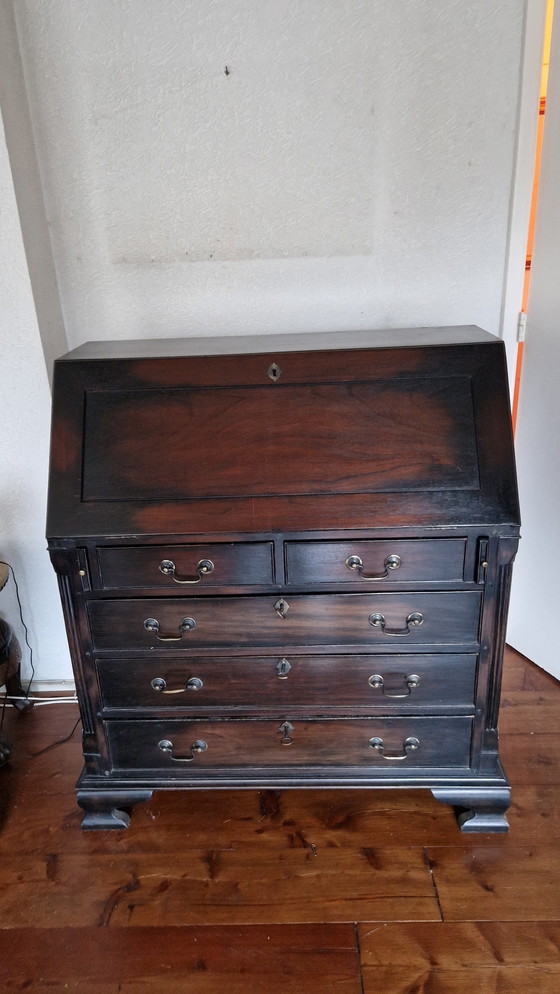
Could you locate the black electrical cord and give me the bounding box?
[28,716,81,757]
[0,561,81,755]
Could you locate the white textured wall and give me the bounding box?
[0,113,70,684]
[13,0,525,347]
[2,0,528,681]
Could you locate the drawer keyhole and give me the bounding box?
[274,598,289,619]
[279,721,294,745]
[276,658,292,679]
[267,362,282,382]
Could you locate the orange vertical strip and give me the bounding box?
[512,0,555,433]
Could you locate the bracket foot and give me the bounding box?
[77,789,153,830]
[432,787,510,832]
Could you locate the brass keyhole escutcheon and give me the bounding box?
[276,657,292,679]
[267,362,282,382]
[274,598,289,619]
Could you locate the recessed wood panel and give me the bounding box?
[81,377,479,501]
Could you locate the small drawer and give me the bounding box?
[87,591,482,651]
[285,539,466,585]
[96,653,477,712]
[97,542,274,589]
[106,716,473,771]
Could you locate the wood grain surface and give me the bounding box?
[0,646,558,992]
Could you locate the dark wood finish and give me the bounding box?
[46,328,519,538]
[106,716,473,771]
[96,651,478,712]
[81,378,480,500]
[97,541,274,589]
[285,537,467,585]
[46,328,520,831]
[87,591,483,650]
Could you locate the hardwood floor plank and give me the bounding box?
[2,781,558,857]
[502,647,559,693]
[0,783,464,855]
[483,785,560,843]
[499,692,560,734]
[359,921,560,992]
[2,740,81,794]
[0,848,439,927]
[0,650,558,993]
[425,785,560,847]
[0,924,362,993]
[358,919,560,964]
[500,734,560,785]
[0,982,357,994]
[361,966,560,993]
[426,846,560,921]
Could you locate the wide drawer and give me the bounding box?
[285,539,466,585]
[97,542,274,589]
[87,591,482,650]
[96,652,477,712]
[106,716,473,770]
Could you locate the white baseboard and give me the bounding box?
[27,679,76,695]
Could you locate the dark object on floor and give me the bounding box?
[0,619,33,766]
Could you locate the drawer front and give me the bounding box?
[107,716,473,770]
[97,653,477,711]
[285,539,466,585]
[87,591,482,650]
[97,542,274,589]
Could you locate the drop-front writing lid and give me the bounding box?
[47,328,520,537]
[82,376,479,501]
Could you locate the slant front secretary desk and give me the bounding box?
[47,327,520,831]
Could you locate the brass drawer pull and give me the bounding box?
[158,738,208,762]
[151,676,203,694]
[144,617,196,641]
[368,673,420,697]
[345,553,401,580]
[369,735,419,760]
[369,611,423,637]
[159,559,214,584]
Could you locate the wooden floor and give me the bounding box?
[0,645,558,992]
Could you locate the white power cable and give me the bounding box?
[1,695,78,706]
